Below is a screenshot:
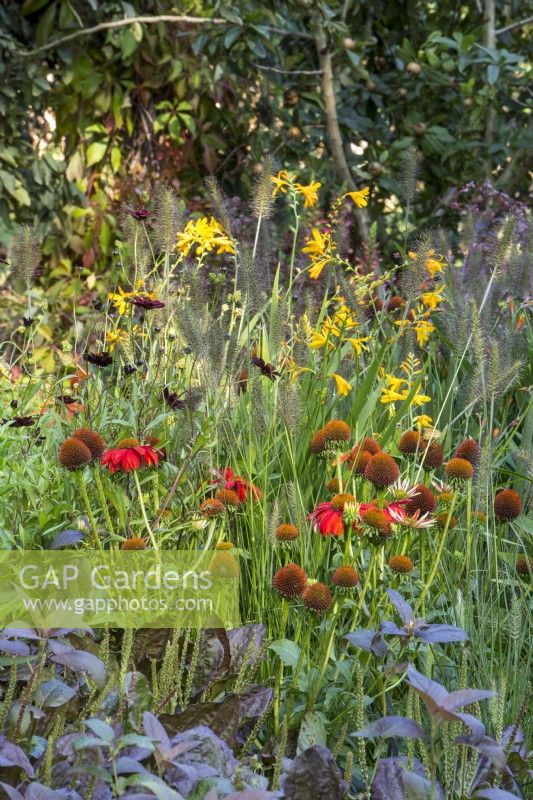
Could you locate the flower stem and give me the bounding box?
[134,471,159,551]
[415,492,458,614]
[75,472,101,548]
[94,469,116,538]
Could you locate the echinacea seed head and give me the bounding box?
[116,437,141,448]
[121,537,146,550]
[386,295,405,312]
[388,555,414,574]
[445,457,474,482]
[59,437,92,470]
[302,582,333,612]
[420,441,444,469]
[435,512,457,530]
[494,489,522,522]
[364,452,400,488]
[357,437,381,456]
[275,523,299,542]
[72,428,106,460]
[210,551,239,579]
[216,541,234,550]
[200,498,225,517]
[352,449,372,475]
[310,429,327,454]
[398,430,423,455]
[323,419,351,442]
[327,478,340,494]
[361,509,392,535]
[214,488,241,507]
[272,563,307,598]
[332,565,359,588]
[454,438,480,466]
[516,557,532,577]
[331,492,356,510]
[407,484,436,515]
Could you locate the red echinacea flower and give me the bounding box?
[308,493,357,537]
[101,438,159,473]
[211,467,262,502]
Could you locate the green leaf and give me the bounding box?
[86,141,107,167]
[110,146,122,173]
[270,638,301,667]
[297,711,327,753]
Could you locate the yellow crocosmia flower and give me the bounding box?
[285,357,313,383]
[322,320,341,337]
[414,320,435,346]
[309,257,329,280]
[176,217,235,257]
[346,336,370,356]
[380,388,405,404]
[414,414,433,429]
[271,170,290,197]
[408,249,446,277]
[295,180,321,208]
[384,374,408,392]
[310,331,328,349]
[345,186,369,207]
[334,304,359,330]
[108,287,134,315]
[332,373,352,396]
[302,228,329,257]
[105,329,128,352]
[420,284,445,310]
[411,392,432,406]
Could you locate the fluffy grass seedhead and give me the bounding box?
[9,224,41,293]
[251,156,274,220]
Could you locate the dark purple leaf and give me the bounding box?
[455,733,507,770]
[387,589,414,624]
[475,790,521,800]
[0,736,34,777]
[1,628,40,639]
[353,716,426,740]
[114,756,148,774]
[143,711,171,751]
[0,638,31,656]
[443,688,496,711]
[50,529,85,549]
[225,792,281,799]
[416,624,468,643]
[344,629,388,657]
[227,623,266,674]
[380,621,406,636]
[51,649,106,687]
[0,782,25,800]
[371,757,445,800]
[405,665,449,708]
[26,786,83,800]
[281,745,347,800]
[35,678,76,707]
[239,685,273,719]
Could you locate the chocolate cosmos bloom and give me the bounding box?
[130,295,165,309]
[85,351,113,367]
[123,205,150,220]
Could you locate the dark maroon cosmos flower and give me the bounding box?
[123,205,150,220]
[85,351,113,367]
[130,295,165,310]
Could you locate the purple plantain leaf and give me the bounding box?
[143,711,171,751]
[51,649,106,687]
[50,529,85,549]
[380,620,406,636]
[475,791,521,800]
[0,783,25,800]
[0,638,31,656]
[443,688,496,711]
[344,629,388,657]
[281,745,347,800]
[405,665,449,706]
[353,716,426,740]
[0,736,34,777]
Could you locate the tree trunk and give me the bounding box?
[316,32,369,242]
[483,0,496,178]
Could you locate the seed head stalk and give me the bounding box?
[133,471,159,551]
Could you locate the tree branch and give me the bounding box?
[17,15,228,57]
[252,63,322,75]
[495,15,533,35]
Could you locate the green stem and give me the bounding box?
[415,492,458,614]
[75,472,101,548]
[134,471,159,551]
[94,469,116,538]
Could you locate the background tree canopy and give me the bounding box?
[1,0,531,274]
